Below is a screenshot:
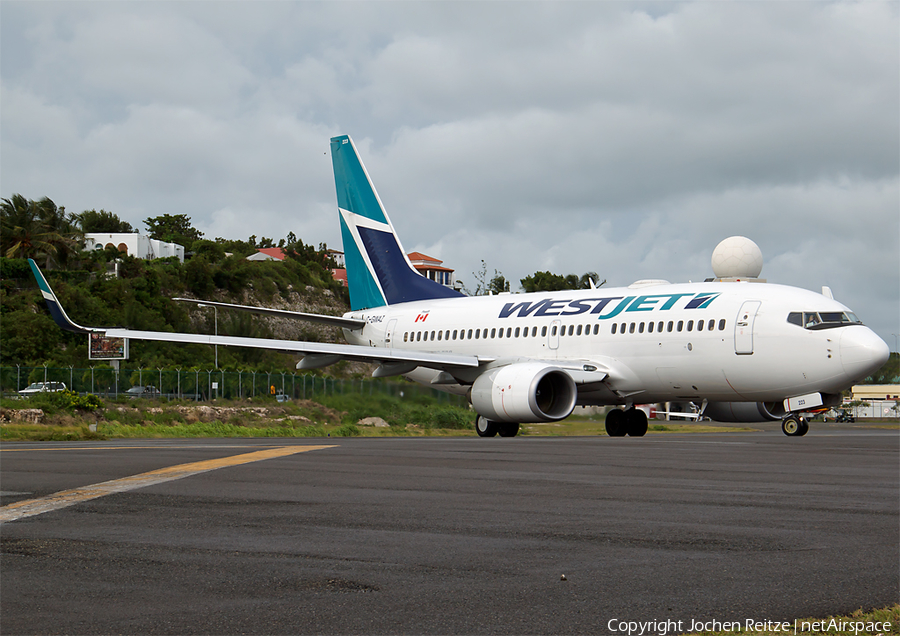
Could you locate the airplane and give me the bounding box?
[29,134,890,438]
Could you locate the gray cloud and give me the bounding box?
[1,1,897,346]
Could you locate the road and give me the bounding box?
[1,426,897,635]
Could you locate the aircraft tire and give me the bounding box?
[781,415,802,436]
[626,408,648,437]
[605,408,627,437]
[498,423,520,438]
[476,416,499,438]
[798,420,809,436]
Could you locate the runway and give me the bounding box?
[2,428,897,635]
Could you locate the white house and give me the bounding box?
[84,233,184,263]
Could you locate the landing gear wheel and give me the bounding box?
[798,419,809,436]
[498,423,520,438]
[476,416,499,438]
[782,415,803,436]
[605,408,627,437]
[626,408,648,437]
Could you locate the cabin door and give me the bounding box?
[548,320,561,351]
[734,301,760,355]
[385,319,398,348]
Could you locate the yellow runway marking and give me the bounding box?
[0,445,335,524]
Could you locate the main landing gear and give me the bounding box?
[475,416,520,438]
[605,407,648,437]
[781,414,809,437]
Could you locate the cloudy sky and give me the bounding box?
[2,1,898,349]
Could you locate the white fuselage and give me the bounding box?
[342,281,886,406]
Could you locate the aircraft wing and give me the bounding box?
[29,259,481,373]
[171,297,366,330]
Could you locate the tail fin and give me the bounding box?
[330,135,462,311]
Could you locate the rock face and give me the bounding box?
[0,409,45,424]
[357,417,390,428]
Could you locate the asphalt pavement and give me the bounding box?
[1,426,897,635]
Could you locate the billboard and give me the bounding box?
[88,333,129,360]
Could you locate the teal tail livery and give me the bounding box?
[29,135,890,439]
[331,135,462,311]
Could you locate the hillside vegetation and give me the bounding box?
[1,195,349,373]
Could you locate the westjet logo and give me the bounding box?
[498,293,720,320]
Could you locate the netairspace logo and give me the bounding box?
[606,617,893,635]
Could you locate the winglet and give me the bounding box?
[28,259,96,334]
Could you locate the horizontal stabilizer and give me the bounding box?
[172,298,365,330]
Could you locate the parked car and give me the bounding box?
[18,381,67,396]
[125,385,161,398]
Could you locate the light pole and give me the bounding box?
[198,303,218,369]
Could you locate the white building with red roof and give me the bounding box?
[328,251,456,289]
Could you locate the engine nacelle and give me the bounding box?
[703,401,785,423]
[470,363,577,423]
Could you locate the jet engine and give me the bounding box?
[470,363,577,423]
[703,401,786,422]
[705,392,843,422]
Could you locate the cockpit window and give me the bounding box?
[787,311,863,330]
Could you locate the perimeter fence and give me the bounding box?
[0,366,467,406]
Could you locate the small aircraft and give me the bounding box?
[30,135,890,437]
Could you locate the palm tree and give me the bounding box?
[1,194,81,268]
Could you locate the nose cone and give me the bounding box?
[840,328,890,381]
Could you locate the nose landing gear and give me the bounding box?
[781,414,809,437]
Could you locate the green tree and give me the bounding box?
[77,209,133,233]
[520,270,604,293]
[143,214,203,249]
[466,260,510,296]
[1,195,81,268]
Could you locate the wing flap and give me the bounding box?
[100,328,480,369]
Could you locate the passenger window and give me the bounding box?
[687,320,693,331]
[417,332,422,341]
[507,327,512,338]
[404,332,408,342]
[515,327,520,337]
[567,325,573,336]
[445,330,450,340]
[648,322,654,333]
[431,331,436,340]
[467,329,473,339]
[491,328,496,338]
[638,322,644,334]
[551,325,557,336]
[697,320,703,331]
[475,329,480,339]
[718,319,726,330]
[452,330,458,340]
[667,321,674,333]
[629,323,635,334]
[658,321,664,332]
[677,320,683,332]
[593,324,599,335]
[612,324,618,334]
[437,331,442,341]
[708,319,714,331]
[576,325,583,336]
[532,326,538,337]
[542,326,547,337]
